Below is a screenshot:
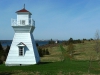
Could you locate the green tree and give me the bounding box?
[67,43,75,58]
[5,45,10,60]
[94,30,100,54]
[0,60,3,64]
[42,49,45,55]
[36,43,39,47]
[5,45,10,53]
[45,49,49,55]
[1,55,6,62]
[38,48,43,57]
[49,39,55,44]
[0,42,3,50]
[68,38,74,44]
[88,30,100,73]
[94,30,100,63]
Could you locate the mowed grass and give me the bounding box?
[0,60,100,75]
[0,40,100,75]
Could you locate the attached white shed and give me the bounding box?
[5,5,40,66]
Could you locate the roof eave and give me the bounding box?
[16,12,32,15]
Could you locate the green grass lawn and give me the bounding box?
[0,41,100,75]
[0,60,100,75]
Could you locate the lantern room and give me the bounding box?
[11,5,35,26]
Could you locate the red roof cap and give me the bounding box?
[16,8,32,15]
[16,4,32,14]
[16,8,29,12]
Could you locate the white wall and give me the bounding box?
[17,13,31,25]
[5,26,40,66]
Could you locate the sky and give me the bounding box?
[0,0,100,40]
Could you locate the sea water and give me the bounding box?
[0,40,49,47]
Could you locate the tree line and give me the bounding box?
[62,38,94,45]
[38,48,50,57]
[0,42,10,64]
[0,42,50,64]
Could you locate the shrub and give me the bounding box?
[5,45,10,54]
[48,39,55,44]
[45,49,50,55]
[38,48,50,57]
[0,60,3,64]
[0,42,3,50]
[38,48,43,57]
[62,41,68,45]
[68,38,74,44]
[0,55,6,62]
[36,43,39,47]
[67,43,75,58]
[42,49,45,55]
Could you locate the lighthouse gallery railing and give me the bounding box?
[11,18,35,26]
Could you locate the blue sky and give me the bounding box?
[0,0,100,40]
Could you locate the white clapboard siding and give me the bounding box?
[5,7,40,66]
[5,26,40,66]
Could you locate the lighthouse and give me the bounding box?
[5,5,40,66]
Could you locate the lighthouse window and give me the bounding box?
[20,20,25,25]
[22,20,25,25]
[19,47,24,56]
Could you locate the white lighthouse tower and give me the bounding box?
[5,5,40,66]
